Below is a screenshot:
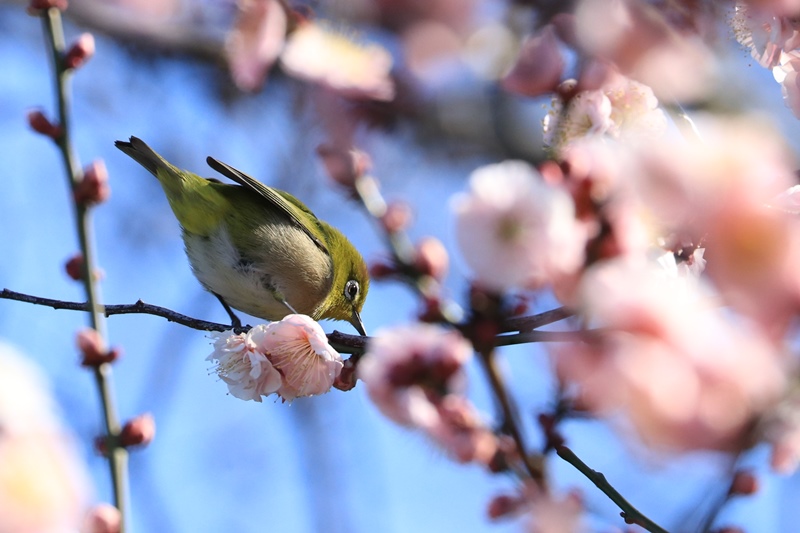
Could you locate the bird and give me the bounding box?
[115,136,368,336]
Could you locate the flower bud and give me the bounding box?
[729,470,759,496]
[28,0,68,13]
[65,253,84,281]
[316,144,372,188]
[83,503,122,533]
[27,109,61,139]
[77,328,120,367]
[64,33,95,70]
[120,413,156,448]
[74,159,110,206]
[333,357,358,392]
[414,237,449,281]
[487,494,523,520]
[380,201,412,233]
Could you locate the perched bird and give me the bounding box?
[115,136,368,336]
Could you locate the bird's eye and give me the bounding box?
[344,280,359,301]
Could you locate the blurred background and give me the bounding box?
[2,0,800,531]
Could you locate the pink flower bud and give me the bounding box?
[64,33,95,70]
[729,470,759,496]
[77,328,120,367]
[380,200,413,233]
[83,503,122,533]
[316,144,372,188]
[28,0,68,13]
[501,25,564,98]
[27,109,61,139]
[74,159,111,206]
[120,413,156,448]
[414,236,449,280]
[487,494,523,520]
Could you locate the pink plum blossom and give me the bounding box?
[208,316,343,402]
[451,160,586,292]
[358,323,472,427]
[635,115,800,331]
[251,314,343,401]
[553,258,787,452]
[358,324,498,463]
[733,2,800,67]
[573,0,714,100]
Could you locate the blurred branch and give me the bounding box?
[69,0,225,61]
[35,5,129,529]
[555,445,669,533]
[478,345,545,482]
[0,288,573,355]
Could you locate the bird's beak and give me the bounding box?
[351,308,367,337]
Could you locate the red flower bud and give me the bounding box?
[64,33,95,70]
[27,109,61,139]
[729,470,759,496]
[414,236,449,280]
[120,413,156,448]
[316,144,372,188]
[77,328,120,367]
[65,253,84,281]
[28,0,68,13]
[487,494,523,520]
[333,357,358,391]
[74,159,110,206]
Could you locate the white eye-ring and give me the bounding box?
[345,280,359,301]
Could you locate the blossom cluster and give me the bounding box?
[207,314,344,402]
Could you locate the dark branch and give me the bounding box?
[556,445,669,533]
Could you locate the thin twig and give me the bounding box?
[0,289,369,354]
[477,346,544,483]
[38,8,128,528]
[556,445,669,533]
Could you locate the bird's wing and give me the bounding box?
[206,157,329,255]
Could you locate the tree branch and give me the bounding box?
[556,445,669,533]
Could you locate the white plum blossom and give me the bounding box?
[207,315,342,402]
[280,22,394,101]
[207,327,282,402]
[732,2,800,68]
[545,75,666,152]
[452,160,585,292]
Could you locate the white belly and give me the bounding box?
[183,223,332,321]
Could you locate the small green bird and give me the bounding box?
[115,136,368,336]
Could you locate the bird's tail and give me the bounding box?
[115,136,225,236]
[114,136,174,178]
